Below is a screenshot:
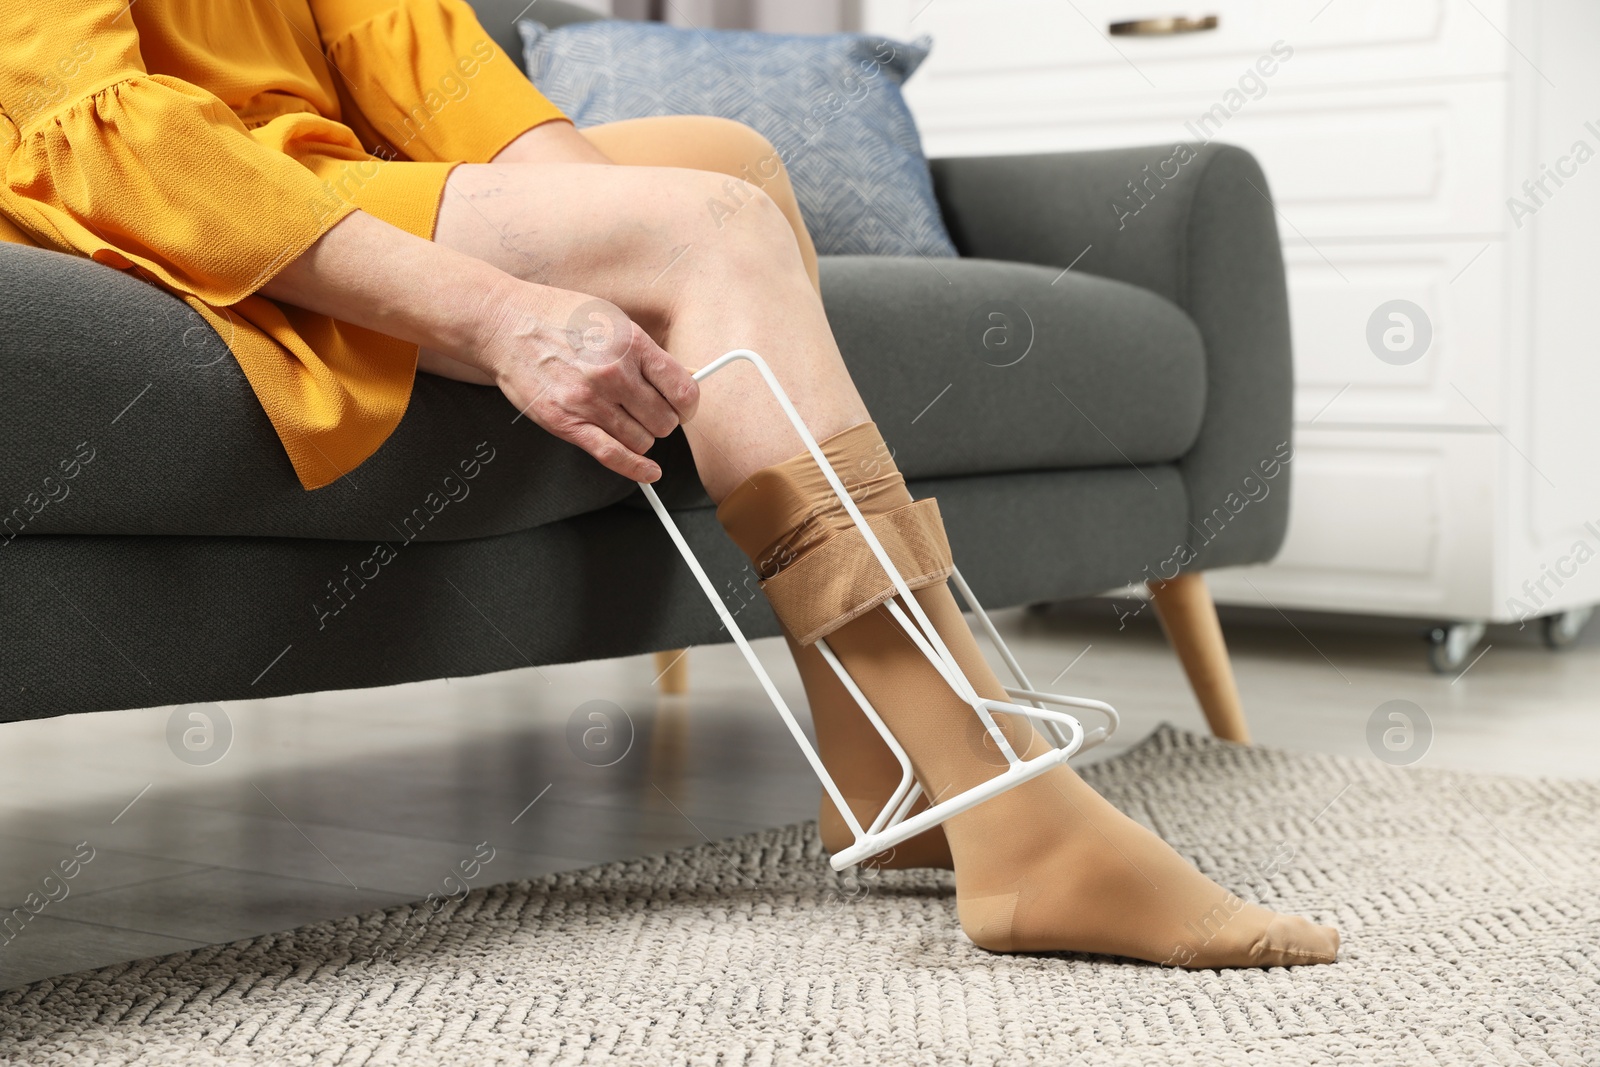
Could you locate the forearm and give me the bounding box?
[260,122,607,346]
[258,209,515,362]
[256,176,699,484]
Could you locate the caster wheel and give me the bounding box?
[1542,606,1594,650]
[1427,621,1486,674]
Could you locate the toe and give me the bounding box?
[1251,915,1340,967]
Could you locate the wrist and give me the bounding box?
[428,259,522,366]
[457,271,524,375]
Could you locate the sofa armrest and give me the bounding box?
[929,143,1294,572]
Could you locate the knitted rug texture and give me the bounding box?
[0,725,1595,1066]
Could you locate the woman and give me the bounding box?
[2,0,1338,967]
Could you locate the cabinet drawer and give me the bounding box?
[1287,241,1506,428]
[910,80,1509,240]
[866,0,1511,101]
[1206,428,1498,618]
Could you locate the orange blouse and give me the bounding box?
[0,0,567,488]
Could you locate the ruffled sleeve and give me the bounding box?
[309,0,568,163]
[0,1,358,305]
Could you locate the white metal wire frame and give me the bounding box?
[637,350,1119,870]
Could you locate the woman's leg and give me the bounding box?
[570,116,952,868]
[431,123,946,857]
[578,116,820,292]
[429,132,1337,966]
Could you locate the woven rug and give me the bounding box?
[1,726,1595,1066]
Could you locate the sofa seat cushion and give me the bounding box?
[0,246,1203,542]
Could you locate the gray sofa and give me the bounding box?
[0,1,1292,723]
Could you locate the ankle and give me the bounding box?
[818,793,955,870]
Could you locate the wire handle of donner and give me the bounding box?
[635,350,1118,870]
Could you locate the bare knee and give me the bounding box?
[572,165,809,338]
[702,171,790,245]
[650,167,808,285]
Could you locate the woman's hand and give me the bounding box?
[472,278,700,483]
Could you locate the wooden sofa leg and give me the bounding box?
[1147,573,1252,744]
[653,649,690,696]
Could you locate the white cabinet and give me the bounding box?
[866,0,1600,654]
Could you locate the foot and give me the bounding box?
[947,732,1339,968]
[801,586,1338,966]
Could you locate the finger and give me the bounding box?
[560,375,658,453]
[586,356,679,440]
[634,335,699,423]
[601,404,657,456]
[619,381,680,440]
[567,422,661,482]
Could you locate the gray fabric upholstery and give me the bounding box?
[819,257,1202,475]
[467,0,605,63]
[0,247,1203,539]
[0,132,1294,721]
[930,144,1294,570]
[0,468,1181,722]
[0,245,636,543]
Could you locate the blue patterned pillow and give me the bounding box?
[516,19,958,259]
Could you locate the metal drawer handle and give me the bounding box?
[1109,15,1220,35]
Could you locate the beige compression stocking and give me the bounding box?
[716,422,956,868]
[717,424,1340,967]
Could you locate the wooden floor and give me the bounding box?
[3,599,1596,989]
